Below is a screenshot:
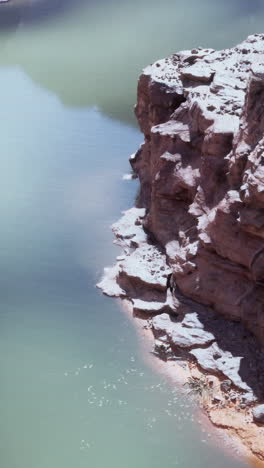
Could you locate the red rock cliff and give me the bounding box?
[131,34,264,343]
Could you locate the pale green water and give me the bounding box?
[0,1,262,467]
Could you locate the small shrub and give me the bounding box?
[184,376,212,399]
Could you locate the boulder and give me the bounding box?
[96,265,125,297]
[252,405,264,424]
[182,312,204,329]
[190,343,253,393]
[220,379,232,393]
[132,299,170,315]
[152,313,215,348]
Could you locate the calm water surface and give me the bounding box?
[0,1,263,467]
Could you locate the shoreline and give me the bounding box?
[118,298,262,467]
[97,205,264,465]
[97,35,264,465]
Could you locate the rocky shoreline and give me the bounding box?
[119,298,264,468]
[98,207,264,461]
[97,34,264,462]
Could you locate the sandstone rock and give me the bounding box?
[190,343,253,393]
[152,313,215,348]
[133,34,264,343]
[96,265,125,297]
[229,394,237,403]
[212,394,224,404]
[207,375,219,389]
[99,207,172,303]
[152,313,175,335]
[209,406,264,460]
[99,36,264,416]
[182,312,204,329]
[117,243,171,301]
[132,298,171,315]
[220,379,232,392]
[98,36,264,461]
[252,405,264,424]
[242,392,258,404]
[112,207,147,248]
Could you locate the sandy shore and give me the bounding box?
[97,205,264,465]
[117,298,264,467]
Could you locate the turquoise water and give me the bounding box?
[0,1,263,467]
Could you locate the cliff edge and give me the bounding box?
[133,33,264,343]
[98,34,264,460]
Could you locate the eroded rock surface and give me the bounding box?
[190,343,253,394]
[252,405,264,424]
[152,312,215,348]
[132,34,264,343]
[97,35,264,460]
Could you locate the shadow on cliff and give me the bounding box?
[175,287,264,401]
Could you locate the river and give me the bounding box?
[0,1,263,467]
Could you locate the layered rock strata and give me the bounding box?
[132,33,264,344]
[97,34,264,459]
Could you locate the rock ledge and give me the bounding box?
[97,35,264,461]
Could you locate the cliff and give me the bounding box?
[98,34,264,460]
[133,33,264,343]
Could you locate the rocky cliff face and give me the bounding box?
[98,36,264,457]
[131,34,264,344]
